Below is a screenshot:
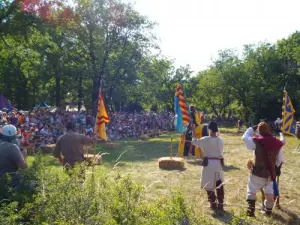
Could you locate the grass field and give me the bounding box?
[28,129,300,225]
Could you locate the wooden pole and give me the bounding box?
[275,176,280,207]
[170,137,173,159]
[261,188,265,210]
[94,137,96,157]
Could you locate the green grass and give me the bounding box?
[27,131,300,225]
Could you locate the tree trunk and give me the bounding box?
[87,25,99,114]
[55,70,61,107]
[78,72,83,111]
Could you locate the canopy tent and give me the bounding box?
[65,101,86,111]
[37,102,50,108]
[0,94,13,111]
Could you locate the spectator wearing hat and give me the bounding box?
[191,121,225,215]
[242,122,285,217]
[0,125,27,189]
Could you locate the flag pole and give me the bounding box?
[94,77,104,157]
[170,137,173,159]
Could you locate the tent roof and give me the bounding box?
[37,102,50,108]
[0,94,13,110]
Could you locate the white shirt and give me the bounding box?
[40,128,49,136]
[274,118,282,125]
[242,127,285,166]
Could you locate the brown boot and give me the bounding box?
[265,208,273,216]
[207,191,217,210]
[247,199,256,217]
[216,180,224,216]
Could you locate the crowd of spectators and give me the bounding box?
[0,108,176,150]
[107,112,174,140]
[0,105,248,150]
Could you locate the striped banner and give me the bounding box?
[281,90,297,137]
[175,83,190,125]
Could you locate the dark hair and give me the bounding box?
[66,122,75,131]
[208,121,218,133]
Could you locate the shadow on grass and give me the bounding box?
[223,164,240,172]
[186,160,203,166]
[209,210,235,223]
[272,209,300,225]
[98,133,180,165]
[185,161,241,172]
[158,167,187,172]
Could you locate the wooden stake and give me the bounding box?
[261,188,265,210]
[94,136,97,157]
[170,137,173,159]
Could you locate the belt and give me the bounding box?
[206,157,223,160]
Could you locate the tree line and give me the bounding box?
[1,0,300,124]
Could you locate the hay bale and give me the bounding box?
[41,144,56,154]
[97,139,105,144]
[85,154,102,166]
[105,142,120,149]
[158,157,185,170]
[140,134,149,141]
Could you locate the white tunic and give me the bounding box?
[192,136,224,191]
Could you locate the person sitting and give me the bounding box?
[9,112,19,127]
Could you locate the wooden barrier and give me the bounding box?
[140,134,149,141]
[105,142,120,149]
[84,154,102,166]
[41,144,56,154]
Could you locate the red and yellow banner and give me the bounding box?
[94,90,110,141]
[175,83,190,125]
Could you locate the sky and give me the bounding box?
[130,0,300,73]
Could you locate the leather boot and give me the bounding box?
[265,208,273,216]
[275,196,281,209]
[216,180,224,215]
[207,191,217,210]
[247,199,256,217]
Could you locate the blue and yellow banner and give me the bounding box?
[281,90,297,137]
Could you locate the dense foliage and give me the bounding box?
[1,0,300,123]
[0,155,212,225]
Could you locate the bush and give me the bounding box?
[0,156,211,225]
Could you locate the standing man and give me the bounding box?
[191,121,225,215]
[53,122,94,171]
[242,122,284,217]
[184,105,207,157]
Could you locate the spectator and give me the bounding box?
[0,125,27,189]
